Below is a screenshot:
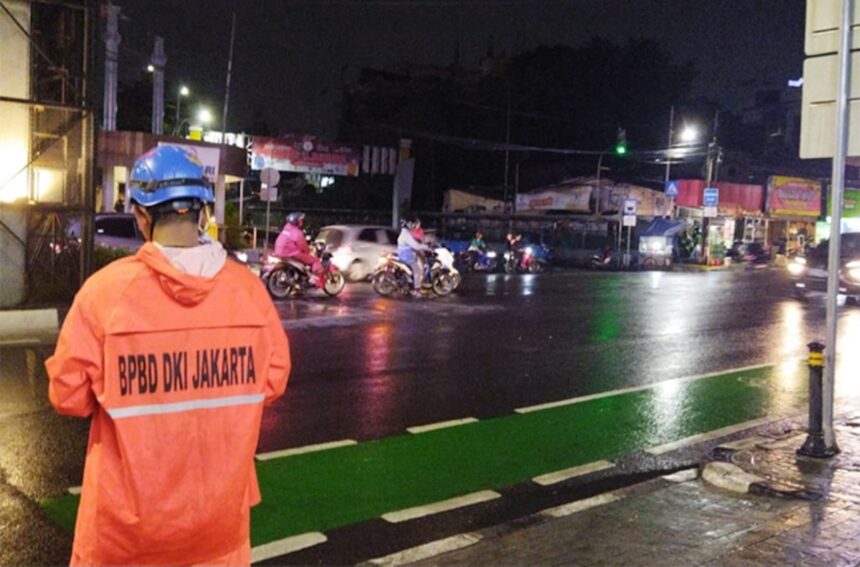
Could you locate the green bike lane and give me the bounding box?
[43,362,808,550]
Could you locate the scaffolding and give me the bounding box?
[0,0,95,306]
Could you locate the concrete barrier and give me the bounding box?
[0,308,59,347]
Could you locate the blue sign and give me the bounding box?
[664,180,679,198]
[703,187,719,207]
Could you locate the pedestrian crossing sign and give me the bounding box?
[664,180,679,198]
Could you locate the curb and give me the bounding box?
[702,434,825,501]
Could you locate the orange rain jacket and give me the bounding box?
[46,242,290,565]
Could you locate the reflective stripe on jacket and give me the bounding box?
[46,242,290,565]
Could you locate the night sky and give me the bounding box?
[116,0,806,138]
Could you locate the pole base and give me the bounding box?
[797,433,840,459]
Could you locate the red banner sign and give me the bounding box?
[251,135,360,177]
[766,176,821,217]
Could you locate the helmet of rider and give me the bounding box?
[129,145,214,214]
[286,211,305,227]
[404,215,421,231]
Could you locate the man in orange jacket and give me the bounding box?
[46,145,291,566]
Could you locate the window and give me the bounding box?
[383,230,398,245]
[358,228,377,243]
[317,228,343,248]
[96,217,136,239]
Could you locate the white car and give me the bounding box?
[317,224,398,281]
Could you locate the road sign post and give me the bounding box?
[260,168,280,256]
[623,199,637,268]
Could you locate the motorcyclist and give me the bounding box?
[398,216,431,297]
[469,231,487,253]
[467,230,487,266]
[505,230,522,270]
[274,212,323,287]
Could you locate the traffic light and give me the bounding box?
[615,127,627,155]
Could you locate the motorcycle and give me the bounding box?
[503,246,545,274]
[455,249,499,273]
[431,247,461,290]
[372,249,457,297]
[262,241,346,299]
[590,247,617,270]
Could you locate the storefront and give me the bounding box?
[765,175,822,255]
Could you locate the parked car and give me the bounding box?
[316,224,398,281]
[67,213,145,251]
[789,233,860,303]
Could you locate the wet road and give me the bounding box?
[5,267,860,565]
[260,268,852,452]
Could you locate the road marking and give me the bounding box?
[540,491,622,518]
[407,417,479,434]
[645,416,785,455]
[251,532,327,563]
[532,460,615,486]
[256,439,357,461]
[381,490,501,523]
[515,362,776,414]
[67,486,81,495]
[361,533,483,566]
[663,468,699,483]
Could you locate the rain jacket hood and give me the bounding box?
[139,242,225,306]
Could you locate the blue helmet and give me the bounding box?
[129,145,214,208]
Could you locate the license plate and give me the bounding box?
[809,268,827,278]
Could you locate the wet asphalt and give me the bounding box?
[1,266,854,565]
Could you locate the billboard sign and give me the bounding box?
[251,135,360,177]
[766,176,822,217]
[516,189,591,212]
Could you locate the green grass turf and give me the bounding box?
[42,363,806,546]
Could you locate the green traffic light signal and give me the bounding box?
[615,127,627,155]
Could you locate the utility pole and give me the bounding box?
[664,105,674,184]
[101,4,120,213]
[221,12,236,141]
[503,87,511,211]
[702,111,719,265]
[150,37,166,135]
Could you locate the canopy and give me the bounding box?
[639,218,688,238]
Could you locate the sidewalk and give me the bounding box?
[390,412,860,567]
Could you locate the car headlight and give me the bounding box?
[525,246,534,256]
[846,260,860,281]
[486,251,497,258]
[787,257,806,276]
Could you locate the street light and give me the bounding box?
[173,85,190,136]
[680,125,698,144]
[146,64,155,73]
[197,107,213,125]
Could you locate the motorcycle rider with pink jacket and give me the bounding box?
[274,212,323,286]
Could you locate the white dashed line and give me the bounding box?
[381,490,501,523]
[256,439,357,461]
[515,363,776,414]
[407,417,479,434]
[251,532,327,563]
[361,533,483,566]
[532,460,615,486]
[645,416,784,455]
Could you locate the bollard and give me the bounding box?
[798,341,840,458]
